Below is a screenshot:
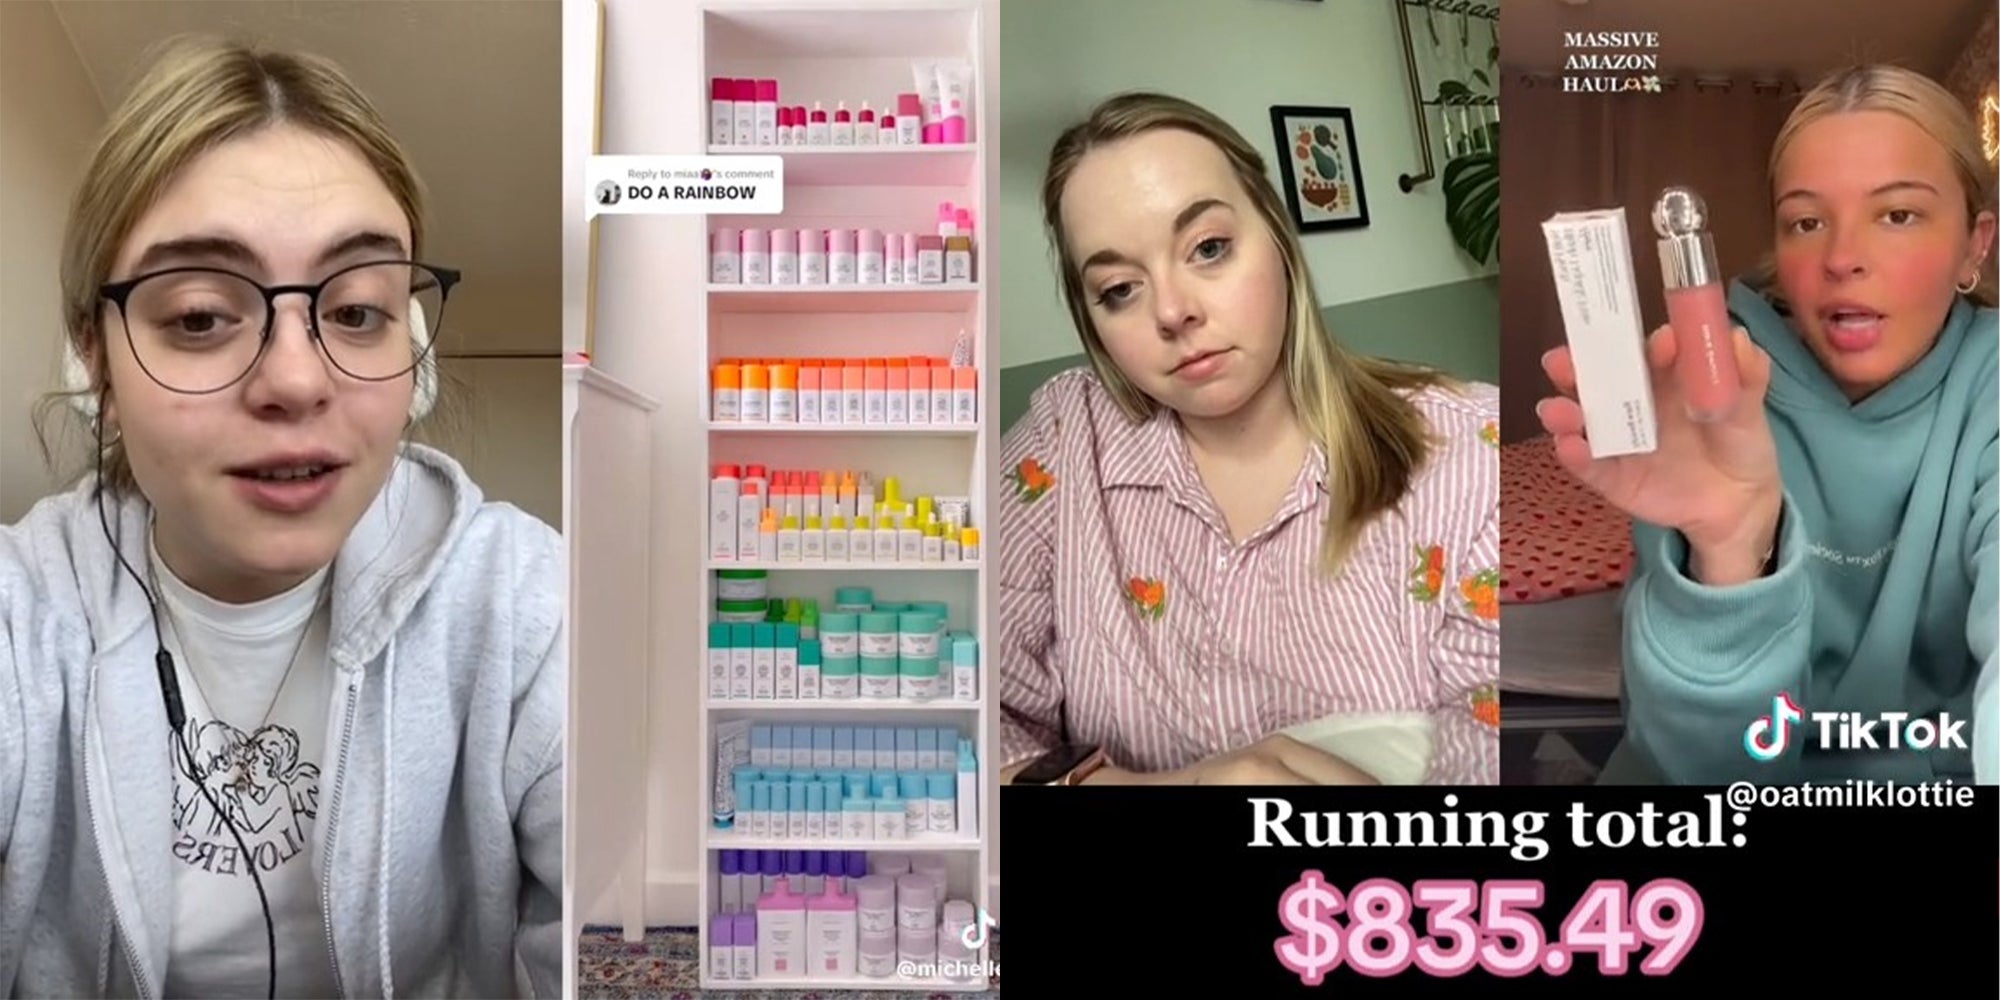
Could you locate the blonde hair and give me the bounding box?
[1041,92,1449,573]
[39,34,431,492]
[1752,64,1997,309]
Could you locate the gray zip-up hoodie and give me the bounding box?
[0,444,565,998]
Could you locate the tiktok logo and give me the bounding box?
[960,908,999,949]
[1743,692,1804,762]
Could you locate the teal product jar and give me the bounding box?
[833,587,874,613]
[821,653,858,699]
[898,653,940,701]
[714,568,769,603]
[821,612,859,661]
[896,611,942,701]
[859,655,899,700]
[714,599,767,623]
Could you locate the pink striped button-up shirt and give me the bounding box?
[997,368,1500,784]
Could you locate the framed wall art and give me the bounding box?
[1269,104,1370,232]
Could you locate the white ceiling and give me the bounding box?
[1501,0,1985,80]
[49,0,563,352]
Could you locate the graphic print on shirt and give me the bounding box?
[1458,567,1500,621]
[1478,420,1499,447]
[1124,575,1167,621]
[1408,544,1447,602]
[171,719,321,876]
[1470,684,1501,728]
[1007,456,1056,503]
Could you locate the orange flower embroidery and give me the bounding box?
[1125,576,1166,620]
[1458,568,1500,621]
[1408,544,1447,602]
[1478,420,1499,447]
[1470,685,1500,728]
[1007,457,1055,503]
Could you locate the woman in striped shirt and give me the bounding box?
[998,93,1501,786]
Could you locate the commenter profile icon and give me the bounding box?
[1744,692,1804,762]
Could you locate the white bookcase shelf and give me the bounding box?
[706,144,978,186]
[706,283,982,314]
[704,560,981,572]
[695,2,993,993]
[705,698,984,712]
[707,421,979,435]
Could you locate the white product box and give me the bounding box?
[1540,207,1659,457]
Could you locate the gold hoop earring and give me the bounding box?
[1957,274,1980,294]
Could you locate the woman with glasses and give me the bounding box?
[0,37,563,999]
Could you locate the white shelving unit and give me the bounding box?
[694,2,992,992]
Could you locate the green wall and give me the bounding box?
[999,275,1499,432]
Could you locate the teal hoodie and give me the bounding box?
[1620,280,1997,784]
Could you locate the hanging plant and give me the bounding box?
[1443,141,1498,266]
[1434,79,1499,267]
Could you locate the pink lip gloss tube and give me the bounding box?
[1653,186,1740,422]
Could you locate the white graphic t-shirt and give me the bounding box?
[152,543,339,999]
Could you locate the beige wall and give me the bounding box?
[0,0,104,523]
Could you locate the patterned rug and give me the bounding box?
[577,926,1001,999]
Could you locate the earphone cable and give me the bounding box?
[92,407,278,1000]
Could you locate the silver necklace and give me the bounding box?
[153,557,332,732]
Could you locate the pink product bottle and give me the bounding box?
[857,229,885,285]
[769,227,798,285]
[805,882,858,978]
[791,106,810,145]
[807,102,830,146]
[878,114,898,145]
[832,101,855,145]
[754,79,780,145]
[828,229,858,284]
[1653,186,1740,422]
[885,233,906,285]
[939,80,967,145]
[895,93,924,145]
[756,878,807,978]
[856,102,878,145]
[798,228,827,285]
[732,78,757,148]
[775,106,793,146]
[936,202,957,238]
[956,208,977,280]
[901,233,921,283]
[711,78,737,146]
[740,228,771,285]
[711,227,741,284]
